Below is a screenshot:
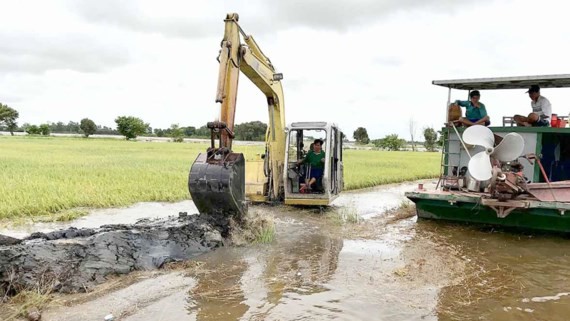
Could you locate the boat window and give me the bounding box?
[540,134,570,182]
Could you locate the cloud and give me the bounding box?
[69,0,485,38]
[261,0,481,31]
[4,0,568,140]
[0,32,130,74]
[372,56,402,67]
[69,0,219,38]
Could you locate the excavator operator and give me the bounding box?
[297,139,325,193]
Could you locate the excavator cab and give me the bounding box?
[283,122,344,206]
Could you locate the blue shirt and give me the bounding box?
[455,100,488,120]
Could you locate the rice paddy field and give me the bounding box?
[0,136,439,220]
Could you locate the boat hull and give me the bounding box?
[406,191,570,233]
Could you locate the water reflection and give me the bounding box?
[186,258,249,321]
[422,221,570,321]
[185,218,343,321]
[185,216,570,321]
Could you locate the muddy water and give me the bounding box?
[0,201,197,239]
[166,211,447,321]
[10,180,570,321]
[430,223,570,321]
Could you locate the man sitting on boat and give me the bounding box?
[453,90,490,127]
[514,85,552,127]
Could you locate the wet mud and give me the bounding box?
[0,213,226,295]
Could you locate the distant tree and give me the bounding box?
[80,118,97,138]
[6,121,18,135]
[353,127,370,144]
[54,121,66,132]
[423,127,438,152]
[170,124,184,142]
[97,125,119,135]
[437,130,446,146]
[0,103,19,136]
[26,125,41,135]
[373,134,406,151]
[67,121,81,133]
[39,124,51,136]
[154,128,165,137]
[195,125,210,137]
[184,126,196,137]
[234,121,267,141]
[115,116,149,140]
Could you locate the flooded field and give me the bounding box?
[3,181,570,321]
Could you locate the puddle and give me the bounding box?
[0,201,197,239]
[333,180,437,219]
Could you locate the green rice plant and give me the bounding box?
[343,149,440,190]
[0,137,237,219]
[255,223,276,244]
[228,208,276,245]
[326,206,360,225]
[0,136,439,220]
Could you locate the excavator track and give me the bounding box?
[188,151,247,219]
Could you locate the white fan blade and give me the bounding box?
[462,125,494,149]
[492,133,524,162]
[468,151,492,181]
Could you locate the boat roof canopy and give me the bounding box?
[433,74,570,90]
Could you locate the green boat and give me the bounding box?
[406,74,570,232]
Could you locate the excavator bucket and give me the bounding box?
[188,152,247,218]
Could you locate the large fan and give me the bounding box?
[462,125,525,181]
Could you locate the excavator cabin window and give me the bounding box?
[288,129,327,194]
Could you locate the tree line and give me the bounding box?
[0,103,268,142]
[2,102,442,149]
[352,126,441,152]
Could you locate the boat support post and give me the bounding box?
[481,199,529,218]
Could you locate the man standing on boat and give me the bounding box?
[454,90,490,127]
[514,85,552,127]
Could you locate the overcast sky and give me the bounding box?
[1,0,569,139]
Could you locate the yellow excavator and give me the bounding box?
[188,13,344,216]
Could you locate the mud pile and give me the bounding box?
[0,212,230,295]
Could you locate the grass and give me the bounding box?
[0,136,439,220]
[384,201,417,224]
[326,206,361,225]
[343,149,440,190]
[2,290,52,321]
[0,267,58,321]
[229,207,276,245]
[0,136,263,220]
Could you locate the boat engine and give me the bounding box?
[461,125,527,200]
[489,161,528,201]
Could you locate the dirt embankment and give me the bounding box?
[0,212,230,295]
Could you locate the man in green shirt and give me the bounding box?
[297,139,325,192]
[454,90,490,127]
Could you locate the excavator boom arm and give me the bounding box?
[215,14,285,148]
[188,13,286,217]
